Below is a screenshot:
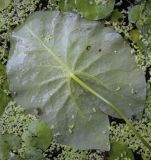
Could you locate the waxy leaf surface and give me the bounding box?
[7,11,146,150]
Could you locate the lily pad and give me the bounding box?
[7,11,146,150]
[128,4,145,23]
[110,9,124,22]
[76,0,115,20]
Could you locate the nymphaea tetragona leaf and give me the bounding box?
[7,11,147,150]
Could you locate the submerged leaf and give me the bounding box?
[7,11,146,150]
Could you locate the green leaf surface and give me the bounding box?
[7,11,146,150]
[0,134,21,160]
[58,0,76,11]
[128,5,144,23]
[22,121,52,149]
[76,0,115,20]
[129,29,142,47]
[108,142,134,160]
[0,135,11,160]
[110,9,124,22]
[0,0,11,11]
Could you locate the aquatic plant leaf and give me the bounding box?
[22,121,52,149]
[108,142,134,160]
[0,0,11,11]
[128,5,144,23]
[50,0,76,11]
[0,134,21,160]
[58,0,76,11]
[7,11,146,149]
[110,9,124,22]
[76,0,115,20]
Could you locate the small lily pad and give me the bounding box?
[58,0,76,11]
[76,0,115,20]
[128,4,144,24]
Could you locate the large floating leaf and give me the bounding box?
[7,11,146,150]
[76,0,115,20]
